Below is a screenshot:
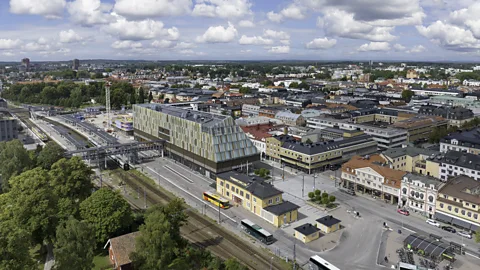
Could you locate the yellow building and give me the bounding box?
[294,223,320,243]
[316,215,341,234]
[380,146,440,175]
[393,115,448,143]
[426,159,440,179]
[216,171,299,227]
[434,175,480,232]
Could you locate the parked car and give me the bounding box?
[441,226,456,233]
[397,209,410,216]
[426,219,440,227]
[457,231,472,239]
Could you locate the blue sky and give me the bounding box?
[2,0,480,61]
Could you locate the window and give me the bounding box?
[236,188,239,194]
[240,191,244,197]
[440,203,444,208]
[231,186,235,191]
[461,210,466,215]
[226,191,230,196]
[454,208,459,213]
[220,181,224,186]
[253,197,256,203]
[226,183,229,188]
[447,205,452,211]
[246,194,250,200]
[474,214,478,219]
[276,197,280,202]
[268,199,273,204]
[468,212,472,217]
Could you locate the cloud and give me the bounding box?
[393,43,406,51]
[268,45,290,54]
[280,40,290,45]
[240,49,251,53]
[416,20,480,51]
[264,29,290,40]
[151,40,173,48]
[407,45,426,53]
[306,37,337,49]
[238,20,255,28]
[67,0,113,27]
[174,42,196,49]
[10,0,66,19]
[192,0,253,19]
[239,35,273,45]
[114,0,192,19]
[104,16,179,41]
[0,39,22,50]
[23,38,53,52]
[59,29,83,43]
[266,3,306,22]
[267,11,283,23]
[196,23,237,43]
[111,40,142,49]
[358,42,390,51]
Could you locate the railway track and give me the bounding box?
[110,170,288,270]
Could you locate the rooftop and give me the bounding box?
[403,173,444,189]
[393,115,447,129]
[441,128,480,149]
[108,231,139,267]
[440,150,480,171]
[294,223,320,235]
[382,146,439,159]
[316,215,342,227]
[263,201,300,216]
[342,155,405,188]
[439,175,480,204]
[217,171,283,199]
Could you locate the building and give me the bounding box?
[113,114,133,135]
[216,171,300,227]
[316,215,341,234]
[437,151,480,182]
[274,110,306,126]
[21,58,30,71]
[430,95,479,108]
[410,88,461,97]
[400,173,444,219]
[440,128,480,154]
[392,115,448,143]
[72,59,80,70]
[381,146,439,175]
[294,223,320,243]
[418,105,474,127]
[242,104,260,117]
[266,134,377,174]
[0,117,18,142]
[435,175,480,232]
[0,98,7,108]
[406,69,419,79]
[341,155,405,204]
[259,106,283,118]
[317,127,365,141]
[105,232,139,270]
[133,104,259,179]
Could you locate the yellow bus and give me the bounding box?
[203,191,230,209]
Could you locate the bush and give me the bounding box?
[315,194,322,202]
[322,192,329,198]
[308,192,315,200]
[329,195,336,203]
[314,189,321,196]
[321,197,330,205]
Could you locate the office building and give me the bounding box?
[0,117,18,142]
[400,173,444,219]
[216,171,299,227]
[72,59,80,70]
[440,128,480,154]
[435,175,480,232]
[133,104,259,179]
[21,58,30,71]
[392,115,448,143]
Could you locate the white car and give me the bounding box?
[457,231,472,239]
[426,219,440,227]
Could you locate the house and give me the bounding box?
[216,171,299,227]
[316,215,341,234]
[400,173,444,219]
[294,223,320,243]
[381,146,440,176]
[440,128,480,155]
[274,110,306,126]
[437,150,480,182]
[105,232,139,270]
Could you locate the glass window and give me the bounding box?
[253,197,256,203]
[468,212,472,217]
[240,191,244,196]
[231,186,234,191]
[246,194,250,199]
[474,214,478,219]
[220,181,224,186]
[268,199,273,204]
[447,205,452,211]
[226,183,229,188]
[454,208,459,213]
[226,191,230,196]
[440,203,444,208]
[276,197,280,202]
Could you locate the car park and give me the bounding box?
[426,219,440,227]
[457,231,472,239]
[441,226,456,233]
[397,209,410,216]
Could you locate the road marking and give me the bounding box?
[145,166,237,223]
[402,227,416,233]
[163,165,194,183]
[466,252,480,260]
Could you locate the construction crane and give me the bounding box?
[105,81,113,132]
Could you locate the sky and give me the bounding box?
[3,0,480,62]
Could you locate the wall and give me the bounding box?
[426,160,440,179]
[436,194,480,225]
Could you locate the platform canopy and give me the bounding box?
[404,234,451,259]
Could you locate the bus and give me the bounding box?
[203,191,230,209]
[309,255,341,270]
[240,219,274,245]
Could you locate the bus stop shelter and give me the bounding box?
[403,234,455,261]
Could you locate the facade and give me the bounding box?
[133,104,259,179]
[418,105,474,127]
[392,115,448,143]
[106,232,139,270]
[274,110,306,126]
[410,89,461,97]
[242,104,260,116]
[437,151,480,182]
[72,58,80,70]
[341,155,405,204]
[318,127,365,140]
[400,173,444,219]
[440,128,480,154]
[316,215,341,234]
[216,171,299,227]
[266,134,377,174]
[381,146,439,175]
[259,106,282,118]
[430,95,478,107]
[435,175,480,232]
[294,223,320,243]
[113,115,133,135]
[21,58,30,71]
[0,118,18,142]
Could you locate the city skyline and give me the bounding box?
[2,0,480,61]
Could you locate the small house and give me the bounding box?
[316,215,341,234]
[294,223,320,243]
[105,232,139,270]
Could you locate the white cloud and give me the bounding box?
[416,20,480,51]
[407,45,426,53]
[111,40,142,49]
[268,45,290,54]
[358,42,391,52]
[3,52,15,57]
[239,35,273,45]
[196,23,237,43]
[264,29,290,40]
[67,0,113,27]
[114,0,192,18]
[151,40,173,48]
[24,38,53,52]
[174,42,196,49]
[238,20,255,28]
[192,0,252,19]
[59,29,83,43]
[240,49,251,53]
[267,11,283,23]
[279,4,305,20]
[0,39,22,50]
[105,16,179,41]
[306,37,337,49]
[10,0,66,19]
[393,43,406,51]
[280,40,290,45]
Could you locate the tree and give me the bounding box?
[130,93,136,106]
[209,86,217,90]
[308,192,314,200]
[305,138,313,144]
[329,195,336,203]
[401,90,414,102]
[289,82,299,88]
[0,140,33,192]
[298,81,310,90]
[239,87,251,94]
[138,87,145,103]
[254,168,270,178]
[8,168,58,245]
[322,192,329,198]
[314,189,321,196]
[224,258,248,270]
[262,80,273,87]
[148,91,154,103]
[53,217,95,270]
[37,142,66,170]
[80,188,133,244]
[321,196,330,205]
[0,219,35,270]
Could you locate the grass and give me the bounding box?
[93,252,112,270]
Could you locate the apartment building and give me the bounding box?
[133,104,259,179]
[437,151,480,182]
[440,128,480,154]
[216,171,299,227]
[307,116,408,149]
[418,105,474,127]
[435,175,480,232]
[381,146,439,175]
[242,104,260,117]
[341,155,405,205]
[0,117,18,142]
[392,115,448,142]
[274,110,306,126]
[400,173,444,219]
[266,134,377,174]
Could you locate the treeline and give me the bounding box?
[456,71,480,82]
[1,81,146,109]
[429,118,480,143]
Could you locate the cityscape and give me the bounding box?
[2,1,480,270]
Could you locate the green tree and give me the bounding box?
[305,138,313,144]
[401,90,414,102]
[262,80,273,87]
[254,168,270,178]
[0,140,33,192]
[314,189,321,196]
[148,91,154,102]
[322,192,329,198]
[321,196,330,205]
[37,142,66,170]
[289,82,299,88]
[0,219,35,270]
[239,87,251,94]
[308,192,314,200]
[209,86,217,90]
[130,93,136,106]
[80,188,133,244]
[224,258,248,270]
[53,217,96,270]
[329,195,336,203]
[298,81,310,90]
[138,87,145,103]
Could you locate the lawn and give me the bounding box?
[93,253,112,270]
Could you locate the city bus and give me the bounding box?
[240,219,274,245]
[203,191,230,209]
[309,255,341,270]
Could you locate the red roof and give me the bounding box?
[240,124,274,140]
